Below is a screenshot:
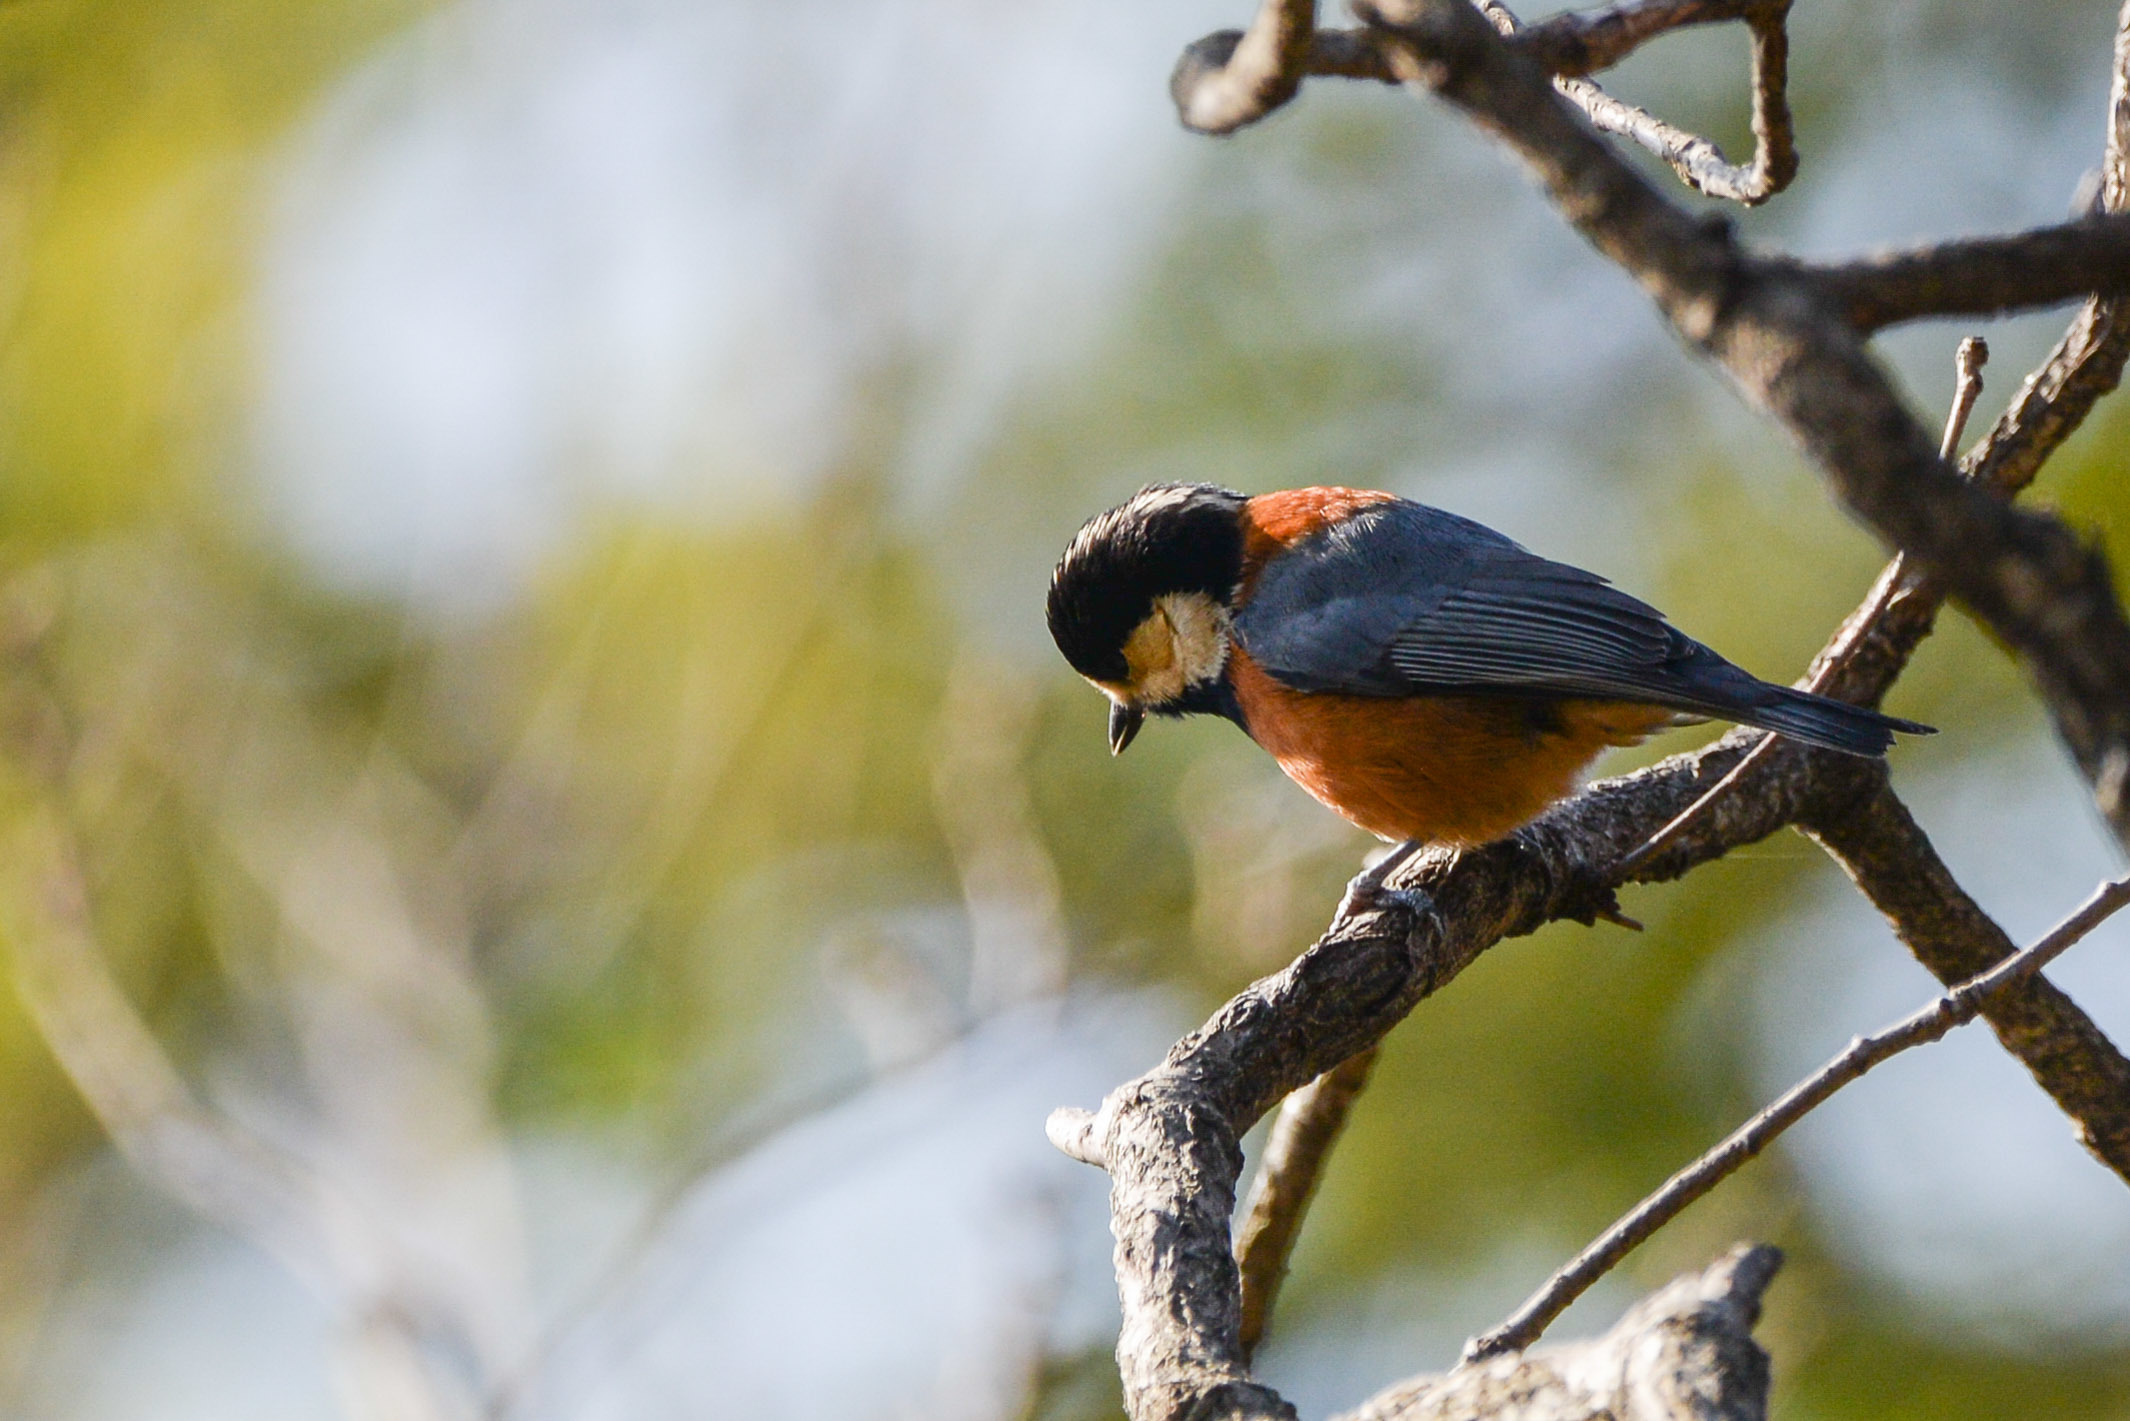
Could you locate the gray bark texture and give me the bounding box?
[1336,1247,1778,1421]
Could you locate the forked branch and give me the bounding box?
[1480,0,1796,204]
[1465,875,2130,1360]
[1082,4,2130,1418]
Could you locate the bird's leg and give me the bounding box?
[1336,839,1429,919]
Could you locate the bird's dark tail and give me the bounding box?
[1729,685,1933,757]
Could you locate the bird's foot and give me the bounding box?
[1337,840,1428,920]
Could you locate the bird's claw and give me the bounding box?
[1561,879,1643,932]
[1339,878,1429,920]
[1337,841,1428,920]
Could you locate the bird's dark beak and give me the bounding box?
[1108,700,1144,756]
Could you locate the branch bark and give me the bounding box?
[1339,1247,1779,1421]
[1808,216,2130,332]
[1507,0,1763,79]
[1172,0,1322,134]
[1481,0,1797,204]
[1466,872,2130,1359]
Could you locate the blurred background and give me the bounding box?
[0,0,2126,1417]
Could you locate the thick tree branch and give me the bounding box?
[1466,872,2130,1360]
[1338,1246,1779,1421]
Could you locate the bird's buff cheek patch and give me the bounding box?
[1121,593,1230,706]
[1121,611,1179,700]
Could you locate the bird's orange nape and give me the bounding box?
[1239,487,1399,588]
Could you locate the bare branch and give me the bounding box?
[1479,0,1796,205]
[1341,1246,1779,1421]
[1615,336,1989,877]
[1176,0,1795,149]
[1172,0,1321,135]
[1958,2,2130,517]
[1809,215,2130,331]
[1235,1046,1380,1361]
[1814,0,2130,817]
[1507,0,1759,78]
[1803,781,2130,1181]
[1304,29,1402,84]
[4,816,337,1294]
[1464,874,2130,1361]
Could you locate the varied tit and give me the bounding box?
[1046,483,1931,847]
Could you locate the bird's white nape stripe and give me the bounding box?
[1124,483,1243,521]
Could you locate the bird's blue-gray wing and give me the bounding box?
[1233,498,1929,756]
[1233,499,1699,703]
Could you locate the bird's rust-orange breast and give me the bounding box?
[1227,648,1671,845]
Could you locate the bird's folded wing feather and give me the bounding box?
[1235,500,1699,702]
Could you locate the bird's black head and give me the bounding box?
[1047,483,1247,752]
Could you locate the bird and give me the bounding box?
[1045,482,1931,848]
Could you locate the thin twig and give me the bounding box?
[1478,0,1796,205]
[1463,874,2130,1361]
[1613,336,1988,879]
[1235,1045,1381,1361]
[1179,0,1784,128]
[1508,0,1759,77]
[1803,778,2130,1182]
